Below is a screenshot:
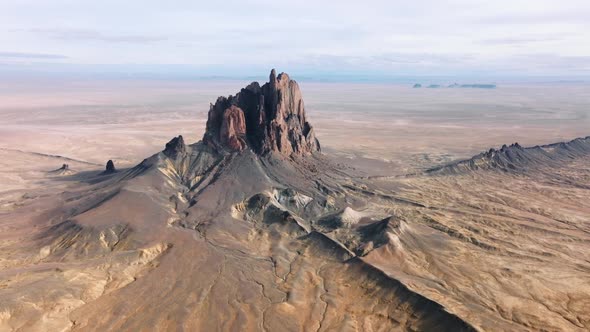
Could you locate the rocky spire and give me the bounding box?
[203,69,320,157]
[164,135,187,159]
[105,160,116,173]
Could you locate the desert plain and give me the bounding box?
[0,75,589,331]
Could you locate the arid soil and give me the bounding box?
[0,74,589,331]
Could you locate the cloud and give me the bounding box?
[0,0,588,77]
[29,28,166,44]
[478,37,563,45]
[283,52,590,77]
[293,53,477,71]
[512,54,590,71]
[0,51,68,59]
[474,10,590,25]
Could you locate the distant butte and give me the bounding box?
[203,69,320,157]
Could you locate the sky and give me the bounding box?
[1,0,589,80]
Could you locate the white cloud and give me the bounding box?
[28,29,167,44]
[0,52,68,59]
[0,0,588,77]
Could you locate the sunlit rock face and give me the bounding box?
[204,69,320,156]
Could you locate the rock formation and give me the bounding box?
[219,105,247,151]
[104,159,116,173]
[163,135,187,159]
[426,136,590,175]
[203,69,320,157]
[49,163,74,175]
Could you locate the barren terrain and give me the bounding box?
[0,76,589,331]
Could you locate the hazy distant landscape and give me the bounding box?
[1,78,589,180]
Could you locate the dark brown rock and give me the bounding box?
[164,135,187,159]
[105,160,116,173]
[203,69,320,157]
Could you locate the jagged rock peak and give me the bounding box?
[426,136,590,175]
[164,135,187,159]
[105,160,116,173]
[203,69,320,157]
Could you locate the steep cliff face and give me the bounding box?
[219,105,247,151]
[203,69,320,156]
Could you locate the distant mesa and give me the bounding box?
[104,159,116,174]
[413,83,422,88]
[427,84,441,88]
[203,69,320,157]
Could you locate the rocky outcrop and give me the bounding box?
[203,69,320,157]
[219,105,246,151]
[163,135,187,159]
[105,160,116,174]
[427,136,590,175]
[49,163,74,175]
